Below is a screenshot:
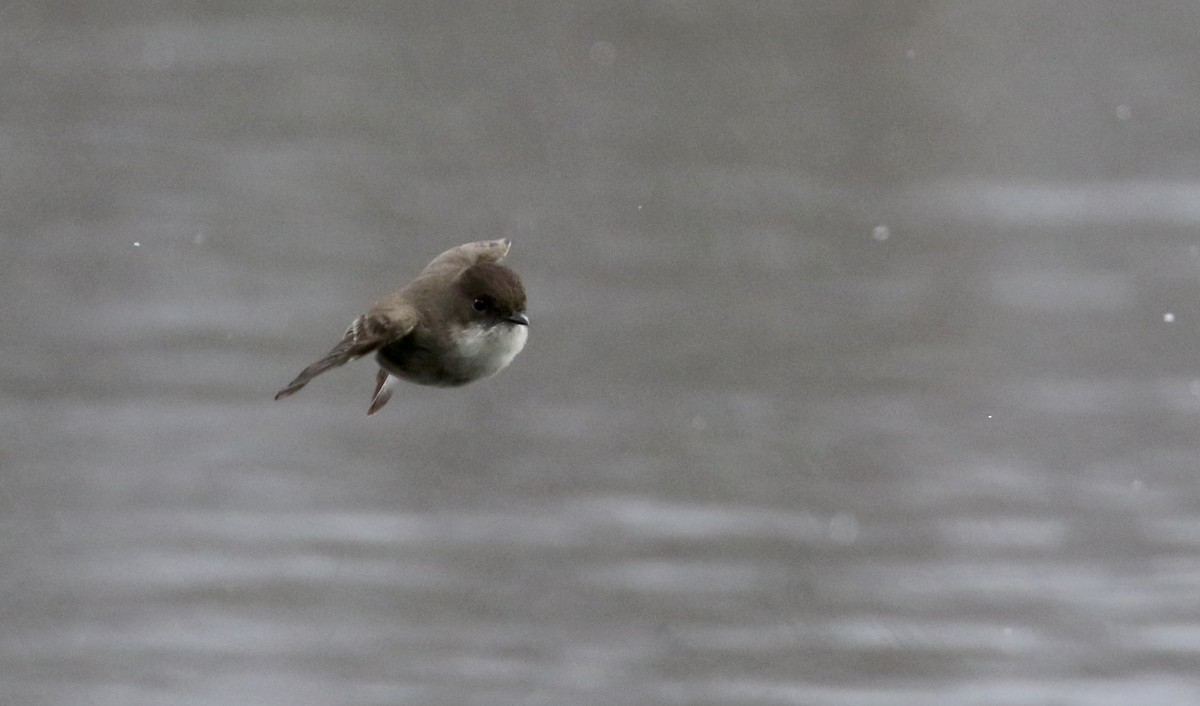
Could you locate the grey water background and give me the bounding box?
[5,2,1200,704]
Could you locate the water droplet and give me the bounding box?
[133,241,141,247]
[1115,104,1132,121]
[589,41,616,66]
[872,225,890,241]
[1163,312,1175,323]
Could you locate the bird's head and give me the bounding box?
[455,262,529,328]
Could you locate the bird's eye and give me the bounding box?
[473,298,488,312]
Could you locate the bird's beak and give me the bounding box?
[508,312,530,326]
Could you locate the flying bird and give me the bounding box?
[275,239,529,414]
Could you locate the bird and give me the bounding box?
[274,239,529,415]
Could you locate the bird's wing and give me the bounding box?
[274,303,419,400]
[367,368,399,416]
[419,239,510,278]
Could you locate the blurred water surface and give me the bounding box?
[5,3,1200,705]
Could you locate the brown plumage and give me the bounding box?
[275,239,528,414]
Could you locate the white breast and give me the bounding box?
[451,322,528,379]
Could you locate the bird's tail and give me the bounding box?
[274,318,382,400]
